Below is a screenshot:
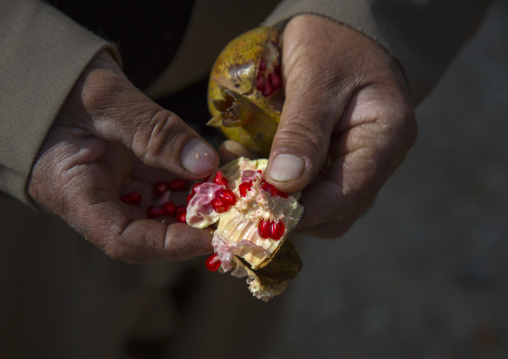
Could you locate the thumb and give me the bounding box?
[265,16,352,193]
[66,51,219,179]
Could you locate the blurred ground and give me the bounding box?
[263,1,508,358]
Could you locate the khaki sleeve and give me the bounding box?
[263,0,494,104]
[0,0,120,206]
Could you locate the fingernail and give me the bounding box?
[181,138,217,175]
[268,154,304,182]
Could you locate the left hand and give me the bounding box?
[263,15,418,237]
[28,51,219,263]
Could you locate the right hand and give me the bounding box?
[28,50,220,263]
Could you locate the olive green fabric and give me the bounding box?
[0,0,120,205]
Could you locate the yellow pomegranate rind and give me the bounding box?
[207,26,282,157]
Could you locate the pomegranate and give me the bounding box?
[120,191,142,206]
[186,157,303,301]
[119,178,190,221]
[207,26,283,157]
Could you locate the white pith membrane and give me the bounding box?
[186,157,304,301]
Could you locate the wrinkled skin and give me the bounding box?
[29,13,417,264]
[221,14,418,238]
[28,51,219,263]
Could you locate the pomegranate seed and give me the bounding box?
[217,188,237,206]
[187,193,194,203]
[256,73,265,92]
[239,180,253,197]
[120,191,141,206]
[213,171,229,187]
[261,181,287,198]
[259,58,267,71]
[262,77,274,97]
[154,181,169,197]
[169,179,188,191]
[162,201,176,216]
[261,181,276,196]
[205,253,221,271]
[268,71,282,90]
[211,197,230,213]
[270,220,285,240]
[258,219,271,239]
[276,190,288,198]
[147,205,165,218]
[176,207,187,223]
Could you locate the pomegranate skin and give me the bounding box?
[207,26,283,157]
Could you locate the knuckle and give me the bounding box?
[133,110,184,164]
[102,242,124,261]
[375,100,418,152]
[275,118,330,156]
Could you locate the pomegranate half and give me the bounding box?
[207,26,284,157]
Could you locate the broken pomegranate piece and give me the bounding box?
[207,26,283,158]
[186,157,304,301]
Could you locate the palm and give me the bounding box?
[28,51,217,263]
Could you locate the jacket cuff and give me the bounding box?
[0,0,120,207]
[264,0,492,105]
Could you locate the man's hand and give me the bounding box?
[265,15,418,237]
[28,51,219,262]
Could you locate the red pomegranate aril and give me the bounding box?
[154,181,169,197]
[205,253,221,272]
[261,181,276,196]
[270,220,285,240]
[276,190,288,198]
[120,191,141,206]
[176,207,187,223]
[258,219,271,239]
[211,197,230,213]
[259,58,267,71]
[256,73,265,92]
[268,71,282,90]
[147,205,165,219]
[213,171,229,187]
[187,193,194,203]
[217,189,237,206]
[239,180,253,197]
[262,77,274,97]
[169,179,188,191]
[162,201,176,216]
[261,181,287,198]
